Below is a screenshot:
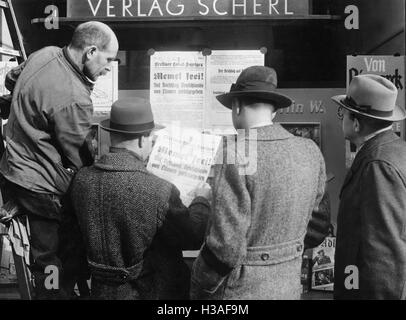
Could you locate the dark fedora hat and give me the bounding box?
[332,74,406,122]
[100,98,162,134]
[216,66,293,110]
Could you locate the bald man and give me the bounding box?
[0,21,118,299]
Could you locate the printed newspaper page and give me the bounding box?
[146,126,221,207]
[150,51,206,130]
[91,61,119,114]
[205,50,264,131]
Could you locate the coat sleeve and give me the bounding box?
[200,162,251,276]
[158,186,210,250]
[190,162,250,299]
[304,149,327,249]
[359,161,406,299]
[304,191,331,250]
[52,103,94,171]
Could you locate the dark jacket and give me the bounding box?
[0,46,94,195]
[335,130,406,300]
[191,125,326,300]
[71,148,210,300]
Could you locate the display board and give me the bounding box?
[280,122,321,148]
[276,89,346,227]
[150,49,264,130]
[91,61,119,114]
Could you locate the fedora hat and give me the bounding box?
[332,74,406,122]
[216,66,293,110]
[100,98,163,134]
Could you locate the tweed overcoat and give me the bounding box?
[190,124,326,300]
[334,130,406,300]
[71,148,209,300]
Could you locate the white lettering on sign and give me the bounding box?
[213,0,227,15]
[123,0,133,16]
[167,0,184,15]
[75,0,308,18]
[269,0,279,14]
[107,0,116,16]
[253,0,262,15]
[365,58,386,73]
[278,102,304,114]
[285,0,293,15]
[88,0,103,16]
[148,0,164,16]
[137,0,147,16]
[232,0,247,15]
[310,100,325,114]
[198,0,210,15]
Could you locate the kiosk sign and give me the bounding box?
[67,0,309,19]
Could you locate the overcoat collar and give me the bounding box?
[340,130,400,196]
[62,46,95,90]
[244,124,293,141]
[94,147,147,172]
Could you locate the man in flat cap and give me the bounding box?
[190,66,326,300]
[332,74,406,300]
[71,98,210,300]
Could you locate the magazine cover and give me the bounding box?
[311,237,336,291]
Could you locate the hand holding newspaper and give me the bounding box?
[147,126,221,206]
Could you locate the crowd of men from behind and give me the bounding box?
[0,21,406,300]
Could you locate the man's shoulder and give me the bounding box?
[24,46,62,72]
[271,135,324,162]
[24,47,92,108]
[366,136,406,167]
[146,171,176,195]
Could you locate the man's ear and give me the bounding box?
[138,136,144,149]
[235,98,243,116]
[85,45,98,60]
[353,117,361,133]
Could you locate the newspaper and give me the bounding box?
[147,126,221,206]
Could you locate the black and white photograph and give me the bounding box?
[0,0,405,311]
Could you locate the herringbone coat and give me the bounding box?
[191,124,326,300]
[72,148,209,300]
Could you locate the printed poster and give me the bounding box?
[150,51,206,129]
[146,126,221,206]
[149,50,264,132]
[205,50,265,131]
[311,237,335,291]
[91,61,119,113]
